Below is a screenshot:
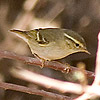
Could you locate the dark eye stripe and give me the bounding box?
[64,33,83,47]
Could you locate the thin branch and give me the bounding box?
[75,32,100,100]
[0,81,72,100]
[93,32,100,85]
[0,50,95,78]
[11,68,100,96]
[11,68,83,94]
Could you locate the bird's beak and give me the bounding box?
[82,49,91,55]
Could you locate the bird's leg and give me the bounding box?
[33,53,45,68]
[64,63,71,73]
[56,60,71,73]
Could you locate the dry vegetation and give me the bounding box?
[0,0,100,100]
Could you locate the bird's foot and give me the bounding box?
[33,53,45,68]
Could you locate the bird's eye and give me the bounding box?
[75,43,79,48]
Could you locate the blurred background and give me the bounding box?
[0,0,100,100]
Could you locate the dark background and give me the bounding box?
[0,0,100,100]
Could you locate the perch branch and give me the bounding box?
[0,50,95,78]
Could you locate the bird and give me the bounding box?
[10,28,89,66]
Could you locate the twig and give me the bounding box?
[0,81,72,100]
[93,32,100,85]
[11,68,83,94]
[0,50,95,78]
[11,68,100,96]
[75,32,100,100]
